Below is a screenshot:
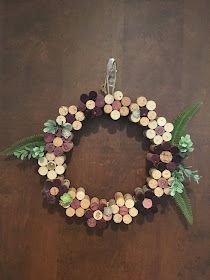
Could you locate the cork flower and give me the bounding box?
[178,134,194,154]
[38,153,66,180]
[80,91,105,119]
[42,178,69,205]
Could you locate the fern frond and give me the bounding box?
[174,189,193,225]
[171,101,202,145]
[0,134,44,156]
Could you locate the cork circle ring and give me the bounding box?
[37,89,176,229]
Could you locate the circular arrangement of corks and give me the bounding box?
[38,89,180,230]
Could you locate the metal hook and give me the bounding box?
[103,58,117,95]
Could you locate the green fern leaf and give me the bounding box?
[174,189,193,225]
[0,134,45,156]
[171,101,202,145]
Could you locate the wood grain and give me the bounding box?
[0,1,210,280]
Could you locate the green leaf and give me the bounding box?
[171,101,202,145]
[173,189,193,225]
[0,134,45,156]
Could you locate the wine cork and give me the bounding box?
[146,100,156,111]
[104,104,113,114]
[108,199,116,206]
[140,117,149,126]
[124,193,135,208]
[104,94,114,104]
[54,155,65,166]
[158,177,168,188]
[153,135,163,145]
[147,110,157,120]
[80,195,90,209]
[145,129,156,139]
[45,153,56,161]
[113,91,123,101]
[68,187,76,199]
[149,168,162,180]
[157,117,167,126]
[123,214,132,225]
[85,208,93,219]
[86,100,95,110]
[69,105,77,115]
[87,217,97,228]
[130,103,139,112]
[129,207,138,217]
[75,207,85,217]
[162,132,172,142]
[112,100,121,110]
[121,96,131,106]
[150,144,162,153]
[164,122,174,132]
[90,197,99,211]
[130,114,140,123]
[162,169,171,179]
[63,179,70,188]
[160,151,173,163]
[75,111,85,122]
[103,214,112,221]
[38,166,48,176]
[59,106,69,116]
[66,207,75,217]
[47,170,57,180]
[71,198,80,209]
[147,177,158,189]
[166,162,177,172]
[50,187,59,196]
[100,198,107,206]
[76,187,85,200]
[147,153,160,164]
[148,120,158,130]
[113,213,123,223]
[164,187,171,195]
[114,192,125,207]
[137,96,147,107]
[120,106,129,116]
[119,206,129,216]
[134,187,144,199]
[56,115,66,125]
[142,198,153,209]
[111,204,119,214]
[110,110,121,120]
[104,206,112,216]
[93,210,103,220]
[53,137,63,147]
[155,126,165,136]
[72,120,82,131]
[55,165,65,175]
[154,187,164,197]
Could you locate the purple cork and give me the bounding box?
[71,199,80,209]
[166,162,177,172]
[88,91,97,101]
[155,126,165,136]
[56,128,62,137]
[87,217,97,228]
[95,95,105,108]
[90,202,99,211]
[66,113,76,124]
[161,142,171,151]
[158,178,168,188]
[140,107,149,117]
[93,107,103,117]
[112,100,121,110]
[85,209,93,219]
[154,162,166,172]
[45,143,55,153]
[77,102,86,112]
[54,147,64,156]
[170,146,180,155]
[62,142,73,152]
[80,94,89,104]
[150,154,160,165]
[44,133,55,143]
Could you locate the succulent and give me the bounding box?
[133,109,140,118]
[32,146,45,158]
[62,129,72,139]
[178,134,194,154]
[178,165,201,184]
[169,177,184,196]
[59,193,73,208]
[43,120,58,134]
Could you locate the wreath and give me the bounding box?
[0,59,202,230]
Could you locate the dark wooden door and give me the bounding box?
[1,1,210,279]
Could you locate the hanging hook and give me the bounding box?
[102,58,117,95]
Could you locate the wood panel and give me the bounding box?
[0,1,210,279]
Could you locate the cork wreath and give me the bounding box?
[0,58,202,230]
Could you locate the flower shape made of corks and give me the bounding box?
[0,88,201,229]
